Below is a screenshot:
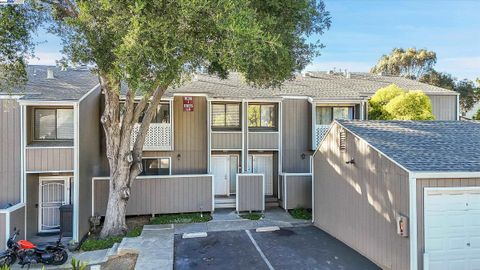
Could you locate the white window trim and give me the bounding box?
[141,157,172,176]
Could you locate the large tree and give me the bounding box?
[0,0,331,238]
[370,48,436,80]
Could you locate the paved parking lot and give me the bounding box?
[174,226,380,270]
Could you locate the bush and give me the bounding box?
[289,207,312,220]
[80,226,142,251]
[472,109,480,120]
[149,213,212,224]
[240,213,263,220]
[369,84,434,120]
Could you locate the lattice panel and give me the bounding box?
[314,125,330,149]
[131,123,172,151]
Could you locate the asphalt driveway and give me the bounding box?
[174,226,380,270]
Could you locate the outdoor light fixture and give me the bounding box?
[177,153,181,160]
[301,153,306,160]
[346,159,355,165]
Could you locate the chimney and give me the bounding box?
[46,68,54,79]
[344,69,351,79]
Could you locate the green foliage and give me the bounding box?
[71,258,87,270]
[368,84,405,120]
[240,213,263,220]
[455,79,480,114]
[472,109,480,120]
[384,91,434,120]
[149,213,212,225]
[81,227,142,251]
[289,207,312,220]
[0,264,11,270]
[419,70,456,90]
[370,48,436,79]
[369,84,434,120]
[0,2,43,92]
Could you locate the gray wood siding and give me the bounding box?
[416,177,480,270]
[26,148,74,172]
[26,174,39,238]
[143,96,207,174]
[428,94,457,120]
[78,86,103,239]
[0,99,21,206]
[93,175,213,215]
[282,99,311,173]
[236,174,264,212]
[0,205,26,250]
[211,132,242,150]
[248,132,279,150]
[0,214,5,250]
[313,123,410,270]
[285,175,312,209]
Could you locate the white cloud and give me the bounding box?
[305,61,372,73]
[27,52,63,65]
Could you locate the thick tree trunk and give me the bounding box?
[98,73,168,238]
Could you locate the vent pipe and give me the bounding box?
[46,68,54,79]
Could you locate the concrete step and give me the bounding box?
[214,203,236,209]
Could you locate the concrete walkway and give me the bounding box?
[175,208,311,235]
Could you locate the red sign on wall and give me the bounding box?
[183,96,194,112]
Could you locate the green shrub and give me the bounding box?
[149,213,212,224]
[81,227,142,251]
[289,207,312,220]
[240,213,263,220]
[71,258,87,270]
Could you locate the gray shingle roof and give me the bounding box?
[162,72,457,100]
[7,65,99,101]
[4,65,456,101]
[337,120,480,172]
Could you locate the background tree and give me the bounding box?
[0,0,330,238]
[472,109,480,120]
[370,48,436,79]
[368,84,434,120]
[455,79,480,114]
[419,70,456,90]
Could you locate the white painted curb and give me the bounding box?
[182,232,208,239]
[255,226,280,233]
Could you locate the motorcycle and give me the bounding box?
[0,228,68,268]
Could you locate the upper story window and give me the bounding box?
[316,106,354,125]
[211,103,241,130]
[140,157,170,176]
[121,102,170,124]
[248,103,277,130]
[34,108,74,140]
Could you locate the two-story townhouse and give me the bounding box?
[0,66,459,246]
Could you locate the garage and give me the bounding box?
[424,188,480,270]
[313,120,480,270]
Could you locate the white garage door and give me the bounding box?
[424,188,480,270]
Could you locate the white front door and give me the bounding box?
[424,188,480,270]
[249,154,273,195]
[212,156,229,195]
[39,177,69,232]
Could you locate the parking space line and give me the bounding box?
[245,230,275,270]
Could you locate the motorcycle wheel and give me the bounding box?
[50,250,68,265]
[0,253,16,267]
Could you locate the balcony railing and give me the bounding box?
[131,123,172,151]
[314,124,330,149]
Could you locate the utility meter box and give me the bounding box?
[396,215,408,237]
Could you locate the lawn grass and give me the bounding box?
[149,212,212,225]
[80,226,143,251]
[289,207,312,220]
[240,213,263,220]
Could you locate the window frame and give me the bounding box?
[139,157,172,176]
[316,105,355,125]
[247,103,278,131]
[33,107,74,141]
[211,102,242,131]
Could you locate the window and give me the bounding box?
[34,108,74,140]
[120,102,170,123]
[316,106,354,125]
[140,157,170,175]
[248,104,277,129]
[211,103,241,130]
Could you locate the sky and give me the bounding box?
[30,0,480,81]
